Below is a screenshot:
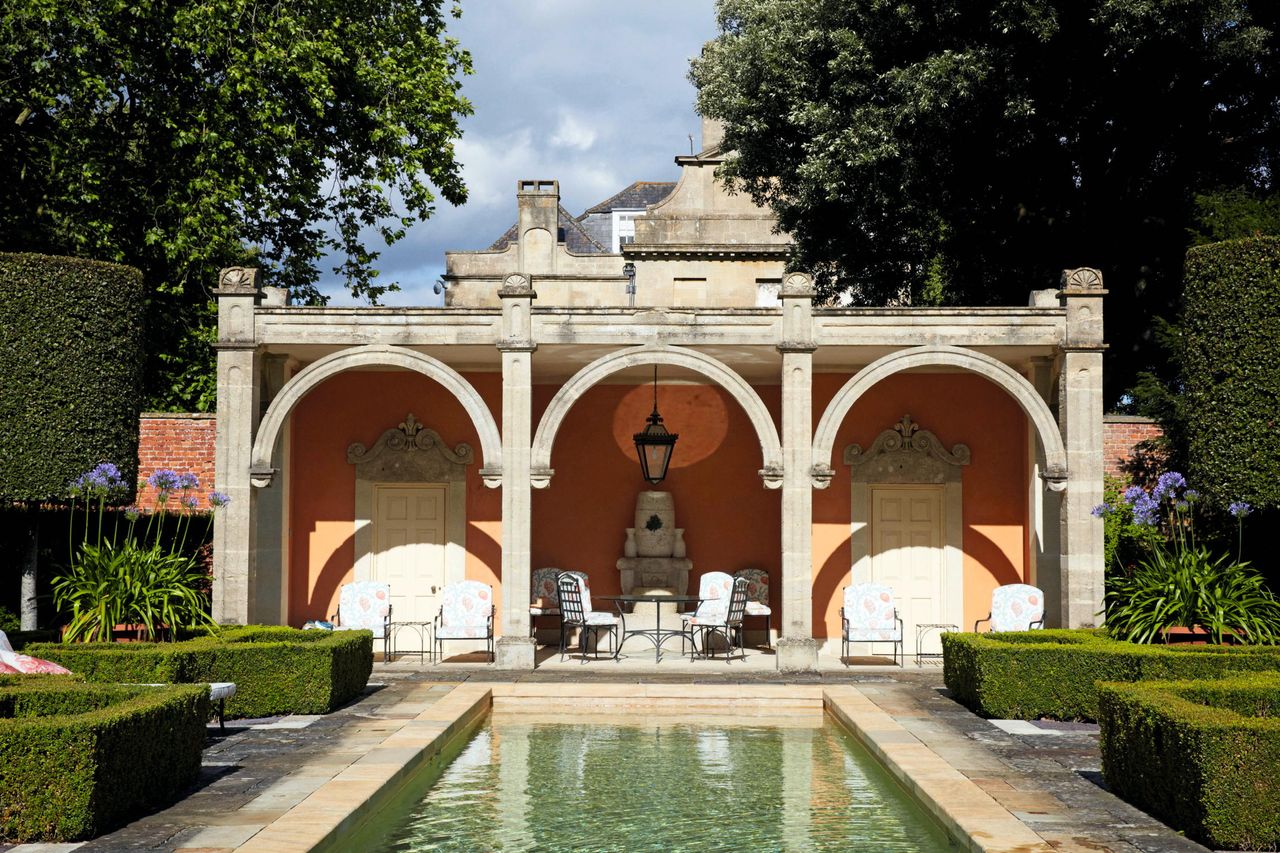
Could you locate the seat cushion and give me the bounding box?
[583,611,618,626]
[529,606,561,617]
[744,602,771,617]
[844,628,901,642]
[435,624,492,640]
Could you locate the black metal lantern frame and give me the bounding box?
[634,365,678,484]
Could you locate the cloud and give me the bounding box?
[316,0,718,307]
[549,110,598,151]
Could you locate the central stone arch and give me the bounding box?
[250,344,502,487]
[810,345,1067,489]
[530,344,784,488]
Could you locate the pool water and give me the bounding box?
[371,715,952,852]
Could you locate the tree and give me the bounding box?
[0,253,145,629]
[0,0,472,410]
[691,0,1279,401]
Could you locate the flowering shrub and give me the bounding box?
[1095,472,1280,644]
[52,465,228,642]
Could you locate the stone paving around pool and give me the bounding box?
[0,666,1207,853]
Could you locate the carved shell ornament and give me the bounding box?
[783,272,815,294]
[1061,267,1104,290]
[218,266,259,291]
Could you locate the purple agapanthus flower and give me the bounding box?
[1130,493,1161,526]
[208,491,231,508]
[181,495,199,510]
[1122,485,1147,505]
[1153,471,1188,502]
[178,472,199,490]
[1184,489,1200,502]
[124,507,141,522]
[1229,501,1252,518]
[69,462,127,496]
[147,469,181,492]
[1091,503,1113,518]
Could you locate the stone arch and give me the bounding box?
[810,345,1066,489]
[250,345,502,487]
[530,345,784,488]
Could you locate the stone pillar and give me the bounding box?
[251,354,292,625]
[212,267,262,625]
[776,273,819,671]
[495,273,537,668]
[1058,268,1106,628]
[1028,356,1064,626]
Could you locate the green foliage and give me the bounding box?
[942,629,1280,721]
[0,253,144,502]
[1105,547,1280,644]
[1181,237,1280,509]
[691,0,1280,399]
[1190,188,1280,246]
[0,0,472,409]
[0,678,208,842]
[53,468,222,642]
[0,607,18,633]
[26,627,373,718]
[1099,674,1280,850]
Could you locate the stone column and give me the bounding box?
[495,273,537,668]
[1028,356,1064,626]
[212,267,262,625]
[776,273,819,671]
[1058,268,1107,628]
[251,354,292,625]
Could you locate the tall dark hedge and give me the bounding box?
[1182,237,1280,510]
[0,253,145,502]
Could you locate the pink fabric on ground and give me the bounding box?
[0,651,71,675]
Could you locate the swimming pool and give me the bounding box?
[363,714,951,851]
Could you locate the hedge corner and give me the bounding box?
[1098,672,1280,850]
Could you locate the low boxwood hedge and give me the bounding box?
[1099,673,1280,850]
[25,626,372,718]
[0,677,208,842]
[942,629,1280,720]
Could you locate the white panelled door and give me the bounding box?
[871,486,946,654]
[373,485,447,624]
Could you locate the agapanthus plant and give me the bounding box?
[1095,472,1280,644]
[53,465,229,642]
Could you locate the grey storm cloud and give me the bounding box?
[318,0,717,307]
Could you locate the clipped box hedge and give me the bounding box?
[26,626,372,719]
[1099,673,1280,850]
[942,629,1280,720]
[0,676,208,842]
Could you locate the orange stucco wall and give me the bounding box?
[285,368,1028,641]
[811,373,1030,638]
[531,382,783,627]
[287,371,503,625]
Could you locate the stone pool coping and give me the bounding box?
[230,682,1052,853]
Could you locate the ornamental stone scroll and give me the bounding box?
[843,414,970,484]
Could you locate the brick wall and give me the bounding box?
[1103,415,1164,480]
[137,413,217,509]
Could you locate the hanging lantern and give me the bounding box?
[633,365,678,484]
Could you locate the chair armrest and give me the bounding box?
[974,614,991,632]
[329,611,339,626]
[1030,617,1044,630]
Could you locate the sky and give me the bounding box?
[317,0,719,306]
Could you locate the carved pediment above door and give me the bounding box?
[843,415,970,484]
[347,413,473,483]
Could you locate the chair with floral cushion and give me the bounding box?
[681,571,735,656]
[331,580,393,660]
[433,580,495,663]
[529,567,588,640]
[974,584,1045,633]
[557,573,623,662]
[733,568,772,647]
[841,583,904,667]
[687,577,749,662]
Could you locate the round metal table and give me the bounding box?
[595,594,702,663]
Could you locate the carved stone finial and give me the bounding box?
[498,272,534,296]
[782,272,815,296]
[217,267,260,293]
[894,415,919,443]
[1061,267,1103,291]
[399,413,423,437]
[347,414,474,471]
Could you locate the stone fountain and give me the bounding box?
[617,491,693,620]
